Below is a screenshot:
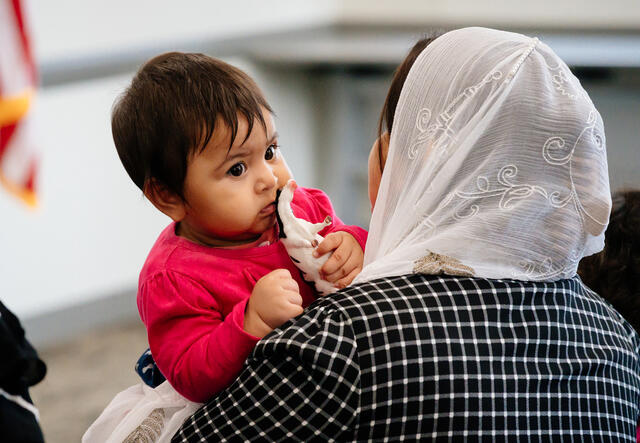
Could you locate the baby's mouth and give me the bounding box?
[259,202,276,215]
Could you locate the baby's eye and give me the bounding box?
[265,144,279,161]
[227,162,246,177]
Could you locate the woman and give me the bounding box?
[173,27,639,441]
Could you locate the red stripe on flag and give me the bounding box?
[0,123,18,162]
[10,0,37,84]
[24,158,37,193]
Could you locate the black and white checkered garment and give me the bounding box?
[172,274,640,442]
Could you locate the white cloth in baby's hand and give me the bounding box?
[276,179,337,296]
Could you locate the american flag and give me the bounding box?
[0,0,38,207]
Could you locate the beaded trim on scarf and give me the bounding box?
[413,252,475,277]
[123,408,165,443]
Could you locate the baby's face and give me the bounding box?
[178,109,292,247]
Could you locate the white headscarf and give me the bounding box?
[355,27,611,283]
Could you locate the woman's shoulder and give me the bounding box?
[258,273,637,338]
[307,274,639,340]
[336,273,602,298]
[331,273,614,305]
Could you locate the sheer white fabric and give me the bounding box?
[355,27,611,283]
[82,381,201,443]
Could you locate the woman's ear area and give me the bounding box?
[143,178,187,222]
[379,132,390,167]
[368,132,390,212]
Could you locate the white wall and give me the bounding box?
[338,0,640,30]
[28,0,337,64]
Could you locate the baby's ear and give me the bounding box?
[143,179,186,222]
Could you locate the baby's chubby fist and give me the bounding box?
[314,232,364,289]
[244,269,303,338]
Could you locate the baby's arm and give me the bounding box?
[139,271,300,403]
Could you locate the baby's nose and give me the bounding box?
[257,165,277,191]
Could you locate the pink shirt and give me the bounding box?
[138,187,367,402]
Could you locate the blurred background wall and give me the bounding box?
[1,0,639,348]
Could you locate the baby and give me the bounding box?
[112,52,367,402]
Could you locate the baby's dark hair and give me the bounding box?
[376,34,440,171]
[578,189,640,332]
[112,52,272,200]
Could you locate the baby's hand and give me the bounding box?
[314,232,364,289]
[244,269,303,338]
